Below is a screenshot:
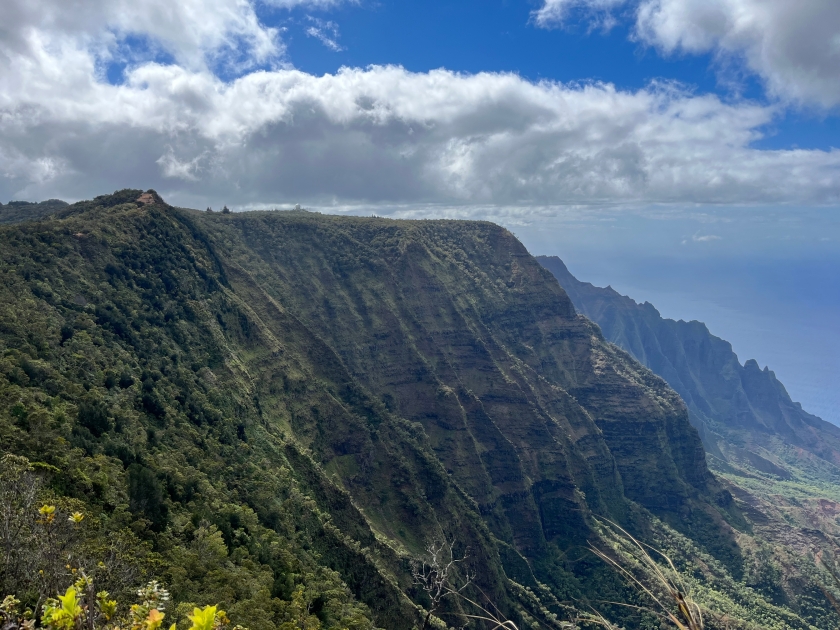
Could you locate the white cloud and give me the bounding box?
[305,17,343,52]
[533,0,628,29]
[0,0,354,79]
[157,147,207,181]
[535,0,840,109]
[0,0,283,73]
[4,61,840,209]
[1,0,839,210]
[636,0,840,108]
[692,233,722,242]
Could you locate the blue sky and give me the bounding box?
[271,0,837,150]
[1,0,838,421]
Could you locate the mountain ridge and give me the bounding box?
[536,255,840,474]
[0,191,837,629]
[0,198,69,224]
[539,254,840,621]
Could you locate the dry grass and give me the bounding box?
[589,518,703,630]
[445,586,520,630]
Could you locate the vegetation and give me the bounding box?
[1,190,839,629]
[540,254,840,627]
[2,571,237,630]
[589,520,704,630]
[0,200,69,225]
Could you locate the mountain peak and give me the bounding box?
[83,188,168,210]
[136,190,165,205]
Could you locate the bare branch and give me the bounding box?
[411,538,471,629]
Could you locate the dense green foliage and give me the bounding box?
[0,195,401,630]
[0,200,69,225]
[1,191,838,630]
[540,254,840,627]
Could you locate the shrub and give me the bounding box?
[1,577,243,630]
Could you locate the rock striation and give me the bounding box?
[537,255,840,478]
[0,192,835,629]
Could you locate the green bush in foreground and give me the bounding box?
[0,453,376,630]
[1,576,237,630]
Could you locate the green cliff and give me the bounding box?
[0,191,836,629]
[540,254,840,625]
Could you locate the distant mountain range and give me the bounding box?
[0,199,69,224]
[539,255,840,588]
[538,256,840,479]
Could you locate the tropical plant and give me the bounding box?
[2,575,240,630]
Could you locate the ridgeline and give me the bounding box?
[0,191,838,630]
[540,254,840,628]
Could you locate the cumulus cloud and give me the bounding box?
[0,0,283,73]
[637,0,840,108]
[1,0,839,210]
[4,61,840,209]
[535,0,840,109]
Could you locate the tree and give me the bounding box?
[411,539,471,630]
[411,539,524,630]
[0,455,84,606]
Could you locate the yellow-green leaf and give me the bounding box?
[187,606,217,630]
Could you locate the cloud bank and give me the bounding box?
[536,0,840,110]
[1,0,839,210]
[0,0,283,74]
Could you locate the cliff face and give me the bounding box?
[537,255,840,477]
[211,215,733,558]
[539,254,840,622]
[2,192,832,629]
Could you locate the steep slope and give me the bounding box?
[539,254,840,620]
[0,192,835,629]
[537,256,840,477]
[210,211,734,549]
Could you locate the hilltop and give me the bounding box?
[0,199,69,224]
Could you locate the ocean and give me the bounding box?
[510,208,840,426]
